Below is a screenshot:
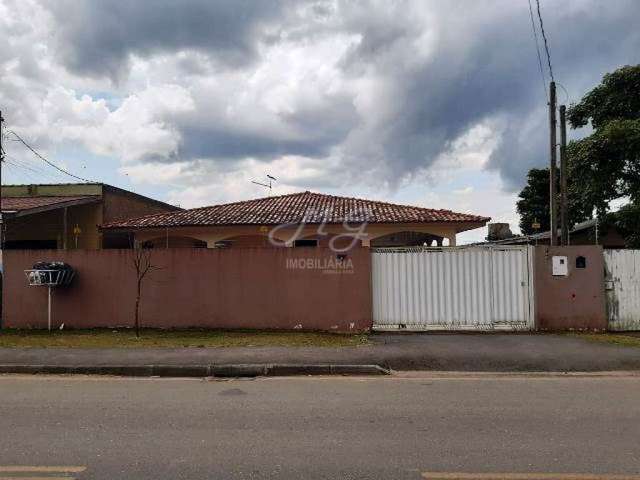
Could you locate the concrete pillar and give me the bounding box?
[447,234,457,247]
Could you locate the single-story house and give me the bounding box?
[1,183,180,250]
[101,191,490,249]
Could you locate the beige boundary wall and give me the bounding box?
[1,246,613,332]
[2,248,372,332]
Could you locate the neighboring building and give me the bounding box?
[482,219,627,249]
[101,191,490,249]
[1,183,180,249]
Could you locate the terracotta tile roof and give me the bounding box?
[102,191,490,230]
[1,195,100,212]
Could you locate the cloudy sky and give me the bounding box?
[1,0,639,242]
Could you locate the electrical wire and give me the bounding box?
[4,156,45,175]
[4,153,70,182]
[556,82,570,105]
[535,0,554,83]
[7,130,91,182]
[527,0,548,101]
[3,152,82,184]
[2,159,46,184]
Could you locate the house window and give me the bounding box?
[576,256,587,269]
[294,239,318,247]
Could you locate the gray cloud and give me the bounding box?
[44,0,293,80]
[176,89,359,161]
[10,0,640,194]
[485,0,640,188]
[335,0,640,188]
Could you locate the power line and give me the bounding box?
[556,82,570,104]
[3,159,45,184]
[7,130,91,182]
[2,155,55,184]
[527,0,548,101]
[535,0,554,83]
[4,156,45,175]
[4,153,70,182]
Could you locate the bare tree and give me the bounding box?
[131,243,158,338]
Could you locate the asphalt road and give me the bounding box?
[0,374,639,479]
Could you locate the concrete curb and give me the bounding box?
[0,363,391,378]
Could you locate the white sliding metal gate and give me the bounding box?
[604,249,640,331]
[372,246,535,331]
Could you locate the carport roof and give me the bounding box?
[0,195,101,217]
[101,191,490,230]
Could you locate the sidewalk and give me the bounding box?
[1,333,640,373]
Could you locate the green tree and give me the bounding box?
[518,65,640,244]
[517,168,551,235]
[567,65,640,217]
[516,167,590,235]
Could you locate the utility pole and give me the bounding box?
[548,82,558,246]
[0,109,3,162]
[0,109,4,250]
[559,104,568,246]
[0,109,3,185]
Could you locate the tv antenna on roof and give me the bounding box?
[251,174,277,195]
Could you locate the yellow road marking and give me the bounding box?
[0,467,85,473]
[422,473,640,480]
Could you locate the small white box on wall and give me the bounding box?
[552,255,569,276]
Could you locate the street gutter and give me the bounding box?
[0,363,391,378]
